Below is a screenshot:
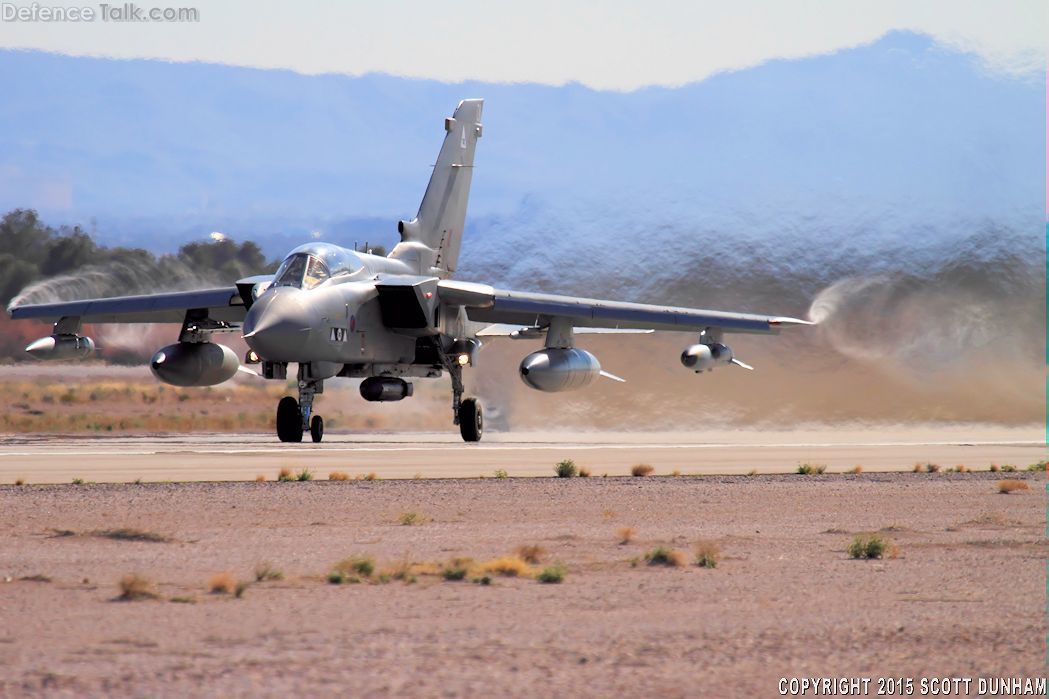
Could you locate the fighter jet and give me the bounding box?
[8,99,812,443]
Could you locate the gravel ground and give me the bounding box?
[0,472,1044,697]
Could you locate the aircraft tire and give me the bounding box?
[310,415,324,443]
[277,396,303,443]
[459,398,483,442]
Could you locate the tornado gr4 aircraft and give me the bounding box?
[8,99,812,443]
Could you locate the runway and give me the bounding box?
[0,424,1043,483]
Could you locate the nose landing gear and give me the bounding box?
[276,379,324,443]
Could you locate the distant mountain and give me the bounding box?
[0,31,1043,300]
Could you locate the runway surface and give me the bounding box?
[0,424,1043,483]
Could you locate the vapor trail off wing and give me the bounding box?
[439,281,812,334]
[7,287,247,324]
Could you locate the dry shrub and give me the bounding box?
[953,465,970,473]
[746,469,757,476]
[797,463,826,475]
[847,465,863,474]
[694,540,721,568]
[603,509,617,520]
[328,471,349,481]
[14,478,25,486]
[631,464,654,477]
[96,528,170,543]
[989,463,1000,472]
[555,460,578,478]
[480,556,533,577]
[617,527,635,544]
[671,469,682,477]
[208,572,237,595]
[254,563,283,582]
[515,544,545,564]
[254,474,266,482]
[398,511,423,526]
[577,466,591,478]
[998,479,1030,494]
[644,547,687,567]
[333,555,375,577]
[117,573,158,601]
[924,463,940,473]
[911,464,923,473]
[277,467,293,482]
[363,472,378,481]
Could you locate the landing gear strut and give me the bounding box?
[448,361,483,442]
[276,378,324,443]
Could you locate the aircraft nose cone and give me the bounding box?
[243,290,312,360]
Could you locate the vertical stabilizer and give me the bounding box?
[390,99,483,277]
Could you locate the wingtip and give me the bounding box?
[768,316,817,327]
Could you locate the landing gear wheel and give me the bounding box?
[310,415,324,443]
[459,397,483,442]
[276,396,303,443]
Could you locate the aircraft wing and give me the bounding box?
[7,287,247,324]
[439,280,812,334]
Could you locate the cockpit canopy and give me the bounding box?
[272,243,364,290]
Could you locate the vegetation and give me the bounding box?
[694,540,721,569]
[1000,464,1017,472]
[208,572,237,595]
[847,465,863,474]
[117,573,158,601]
[493,469,508,479]
[796,463,826,475]
[295,468,313,482]
[442,563,469,581]
[254,563,283,582]
[480,556,533,577]
[555,460,578,478]
[998,479,1030,494]
[847,534,890,559]
[537,565,566,584]
[255,474,266,482]
[515,544,545,564]
[333,555,375,578]
[95,528,170,543]
[617,527,635,544]
[399,511,422,526]
[1027,460,1047,472]
[71,478,85,485]
[277,467,294,482]
[644,547,687,567]
[630,464,654,477]
[577,466,592,477]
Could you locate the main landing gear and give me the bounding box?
[276,379,324,443]
[449,361,483,442]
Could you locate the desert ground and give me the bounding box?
[0,468,1044,697]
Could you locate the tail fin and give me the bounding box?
[390,99,483,277]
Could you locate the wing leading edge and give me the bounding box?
[438,280,812,334]
[7,287,246,324]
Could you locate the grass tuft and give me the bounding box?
[1027,460,1047,472]
[277,467,294,482]
[255,474,266,482]
[96,528,170,543]
[998,479,1030,494]
[363,472,378,481]
[847,534,892,559]
[71,478,85,485]
[493,469,508,479]
[796,463,826,475]
[169,596,196,604]
[746,469,758,476]
[953,464,970,473]
[671,469,682,477]
[398,511,422,526]
[617,527,635,544]
[644,546,687,567]
[694,540,721,568]
[847,465,863,474]
[14,478,25,486]
[117,573,158,601]
[989,464,1000,472]
[333,555,375,578]
[442,561,470,581]
[480,556,533,577]
[254,563,283,582]
[577,466,591,477]
[208,572,237,595]
[296,468,313,481]
[515,544,545,564]
[328,471,349,481]
[555,460,578,478]
[631,463,655,477]
[1000,464,1017,472]
[537,564,566,584]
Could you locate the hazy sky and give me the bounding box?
[0,0,1045,89]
